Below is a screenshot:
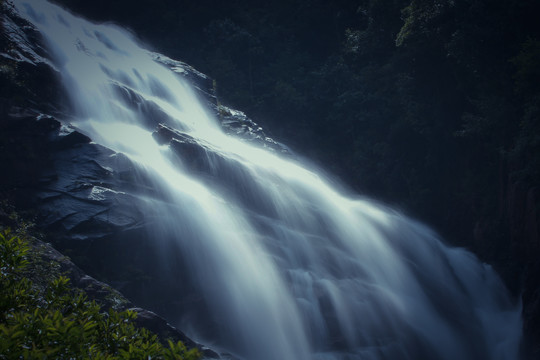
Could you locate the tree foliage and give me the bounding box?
[50,0,540,259]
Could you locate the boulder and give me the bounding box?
[216,104,291,155]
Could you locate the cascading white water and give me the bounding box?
[13,1,523,359]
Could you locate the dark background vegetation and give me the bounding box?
[51,0,540,347]
[51,0,538,237]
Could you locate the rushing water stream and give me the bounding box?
[13,1,523,359]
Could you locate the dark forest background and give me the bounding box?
[53,0,540,323]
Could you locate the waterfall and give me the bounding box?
[12,1,523,359]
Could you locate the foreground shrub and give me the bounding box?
[0,229,200,359]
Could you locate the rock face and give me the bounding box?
[1,0,539,357]
[216,105,291,154]
[153,123,213,171]
[22,229,220,358]
[2,206,217,358]
[1,4,282,250]
[0,2,263,358]
[0,1,291,356]
[503,181,540,356]
[152,49,291,155]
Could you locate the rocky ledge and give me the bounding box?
[0,207,220,358]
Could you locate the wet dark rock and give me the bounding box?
[152,123,198,145]
[153,123,217,172]
[151,53,216,105]
[151,124,288,220]
[24,233,221,358]
[131,307,220,359]
[0,3,256,357]
[30,237,128,309]
[151,52,290,155]
[0,111,59,201]
[215,104,291,155]
[170,138,207,165]
[0,11,210,343]
[54,127,92,149]
[35,142,152,241]
[472,175,540,356]
[111,82,184,131]
[1,3,63,114]
[2,2,51,66]
[523,260,540,357]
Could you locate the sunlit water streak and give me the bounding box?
[13,1,523,359]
